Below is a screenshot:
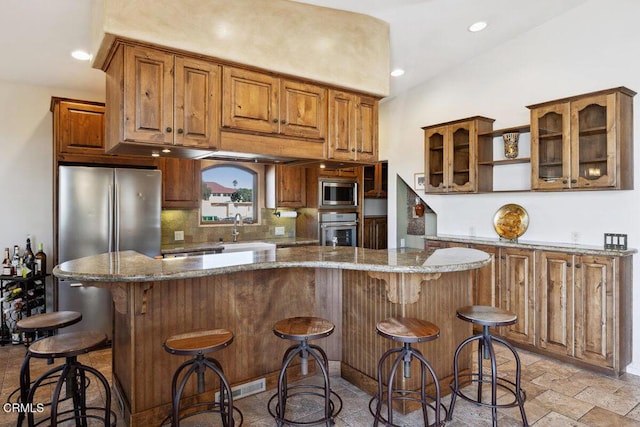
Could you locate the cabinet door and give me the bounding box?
[424,126,447,193]
[327,90,355,161]
[222,67,279,134]
[448,121,475,192]
[159,158,200,208]
[570,94,616,189]
[355,95,378,162]
[280,80,327,139]
[56,100,105,156]
[276,165,306,208]
[498,248,535,345]
[123,45,174,144]
[538,251,574,356]
[574,256,614,368]
[363,162,387,198]
[363,217,387,249]
[174,57,221,149]
[530,102,571,190]
[471,244,498,307]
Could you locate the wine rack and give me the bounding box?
[0,273,47,345]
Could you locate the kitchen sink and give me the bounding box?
[221,242,276,253]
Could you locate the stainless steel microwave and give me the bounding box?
[319,179,358,209]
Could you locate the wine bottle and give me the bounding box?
[11,245,20,276]
[35,243,47,276]
[2,248,12,276]
[11,322,22,345]
[23,238,35,276]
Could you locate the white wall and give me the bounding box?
[0,80,103,267]
[380,0,640,374]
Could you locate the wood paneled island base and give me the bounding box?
[53,247,489,426]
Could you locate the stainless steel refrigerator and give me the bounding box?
[57,166,161,341]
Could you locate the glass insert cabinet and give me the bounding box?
[528,87,635,191]
[422,116,494,193]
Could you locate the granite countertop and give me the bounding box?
[53,246,491,283]
[425,234,637,256]
[161,237,319,255]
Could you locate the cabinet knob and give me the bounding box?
[166,127,172,133]
[357,149,363,153]
[575,264,582,268]
[177,128,184,134]
[562,179,568,184]
[273,118,279,123]
[571,179,577,184]
[566,262,572,267]
[281,120,286,124]
[351,148,356,152]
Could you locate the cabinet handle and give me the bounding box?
[166,127,172,133]
[177,128,184,134]
[272,118,279,123]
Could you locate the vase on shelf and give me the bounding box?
[502,132,520,159]
[414,197,425,217]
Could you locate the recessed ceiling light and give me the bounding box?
[468,21,488,32]
[390,68,405,77]
[71,50,92,61]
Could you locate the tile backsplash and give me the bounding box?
[161,208,296,246]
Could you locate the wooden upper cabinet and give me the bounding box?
[53,99,105,156]
[423,117,494,193]
[222,67,327,139]
[529,87,635,191]
[158,158,200,209]
[363,162,387,198]
[107,44,220,151]
[327,90,379,162]
[275,165,306,208]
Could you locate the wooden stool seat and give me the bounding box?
[456,305,517,327]
[28,331,107,359]
[273,316,334,341]
[376,317,440,343]
[163,329,234,356]
[17,310,82,333]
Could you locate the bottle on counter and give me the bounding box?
[11,321,22,345]
[35,243,47,276]
[0,311,10,345]
[2,247,12,276]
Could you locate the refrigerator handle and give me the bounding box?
[114,182,120,252]
[108,184,114,253]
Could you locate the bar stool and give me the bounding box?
[163,329,242,426]
[23,331,114,426]
[370,317,444,427]
[15,311,82,426]
[447,305,528,426]
[268,316,342,426]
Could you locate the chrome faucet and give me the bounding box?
[232,213,243,242]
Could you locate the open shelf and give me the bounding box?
[478,124,530,138]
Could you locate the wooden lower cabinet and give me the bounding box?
[363,217,387,249]
[538,251,573,357]
[498,247,536,346]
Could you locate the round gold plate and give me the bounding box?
[493,204,529,240]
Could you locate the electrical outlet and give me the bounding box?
[275,226,285,236]
[174,231,184,241]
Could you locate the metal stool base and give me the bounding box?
[447,327,528,426]
[370,343,445,427]
[168,354,242,427]
[25,356,115,427]
[268,341,342,426]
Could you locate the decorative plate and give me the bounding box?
[493,204,529,240]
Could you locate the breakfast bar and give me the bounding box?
[54,246,490,426]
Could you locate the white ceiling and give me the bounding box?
[1,0,587,97]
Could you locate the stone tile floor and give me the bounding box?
[2,342,640,426]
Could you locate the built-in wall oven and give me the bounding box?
[319,212,358,247]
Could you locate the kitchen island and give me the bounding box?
[54,246,490,426]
